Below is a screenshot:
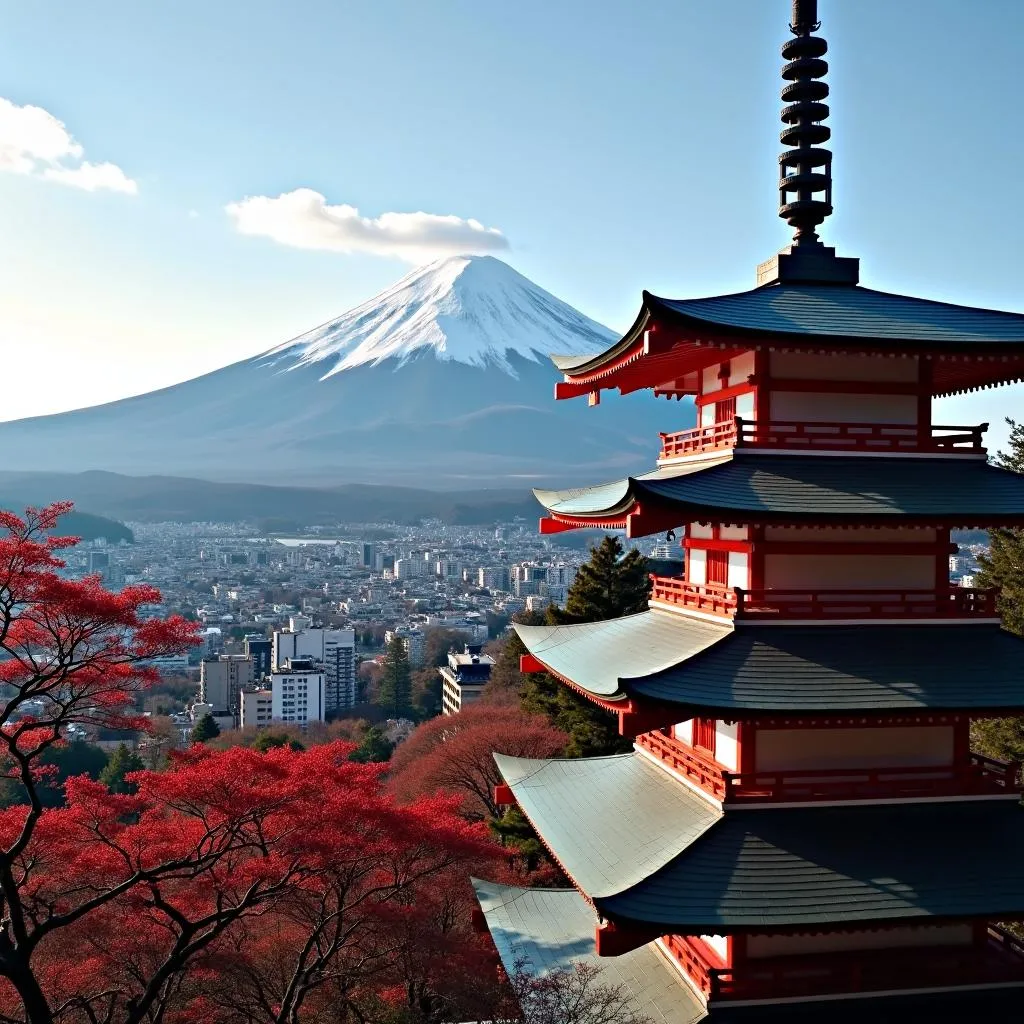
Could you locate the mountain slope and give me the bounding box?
[0,256,693,487]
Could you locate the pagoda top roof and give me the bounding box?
[535,454,1024,532]
[497,754,1024,931]
[472,880,707,1024]
[554,283,1024,379]
[515,613,1024,716]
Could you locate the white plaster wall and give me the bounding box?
[700,403,716,427]
[727,552,748,589]
[673,720,693,744]
[728,352,756,386]
[769,352,920,383]
[747,924,973,959]
[720,525,749,541]
[754,726,955,772]
[715,721,739,771]
[689,523,714,540]
[688,549,707,585]
[702,364,721,393]
[701,934,729,962]
[769,391,918,425]
[764,526,938,544]
[736,392,755,420]
[763,553,936,590]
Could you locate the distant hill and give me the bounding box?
[0,502,133,544]
[0,470,542,527]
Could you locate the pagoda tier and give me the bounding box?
[495,753,1024,936]
[535,452,1024,536]
[552,286,1024,402]
[514,614,1024,724]
[474,880,1024,1022]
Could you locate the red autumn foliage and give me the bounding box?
[0,506,504,1024]
[388,703,569,821]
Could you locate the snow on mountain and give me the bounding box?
[0,256,693,486]
[263,254,616,377]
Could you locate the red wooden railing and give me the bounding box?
[657,418,988,461]
[723,752,1021,804]
[664,927,1024,1003]
[636,731,728,800]
[648,575,999,621]
[638,730,1020,803]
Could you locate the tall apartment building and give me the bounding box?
[243,634,272,680]
[478,566,510,591]
[384,626,425,667]
[440,644,494,716]
[199,654,255,716]
[239,689,273,730]
[270,658,324,726]
[272,619,356,712]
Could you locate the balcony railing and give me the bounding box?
[666,928,1024,1003]
[657,418,988,461]
[638,731,1021,804]
[649,576,999,621]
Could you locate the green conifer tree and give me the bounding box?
[378,636,413,718]
[348,726,395,764]
[190,712,221,744]
[521,536,650,757]
[973,419,1024,762]
[98,743,144,794]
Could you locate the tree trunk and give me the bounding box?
[8,965,54,1024]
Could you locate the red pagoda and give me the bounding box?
[473,3,1024,1021]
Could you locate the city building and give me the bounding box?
[384,626,425,666]
[272,619,357,712]
[199,654,255,716]
[270,658,325,726]
[362,542,375,567]
[476,4,1024,1020]
[239,688,273,730]
[440,643,495,716]
[243,633,272,680]
[478,566,510,591]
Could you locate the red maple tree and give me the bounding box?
[0,506,501,1024]
[388,703,568,821]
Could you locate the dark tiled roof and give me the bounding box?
[646,284,1024,345]
[494,753,720,897]
[516,611,1024,714]
[535,455,1024,525]
[472,881,1024,1024]
[471,880,708,1024]
[601,800,1024,931]
[630,622,1024,713]
[495,757,1024,931]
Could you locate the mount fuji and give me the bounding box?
[0,256,691,488]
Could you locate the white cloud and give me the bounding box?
[225,187,509,262]
[0,97,136,195]
[43,160,137,195]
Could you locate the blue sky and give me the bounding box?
[1,0,1023,447]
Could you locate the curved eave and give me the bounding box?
[597,801,1024,933]
[549,305,651,378]
[626,624,1024,716]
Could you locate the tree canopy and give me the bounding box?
[378,635,413,718]
[98,743,144,795]
[190,711,221,743]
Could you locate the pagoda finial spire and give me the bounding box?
[779,0,832,247]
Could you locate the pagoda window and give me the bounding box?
[715,396,736,424]
[693,718,716,755]
[706,551,729,587]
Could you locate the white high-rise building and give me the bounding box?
[239,689,273,730]
[270,659,325,726]
[272,624,357,712]
[199,655,255,716]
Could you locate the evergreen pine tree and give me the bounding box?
[190,712,221,744]
[378,636,413,718]
[348,726,395,764]
[99,743,144,794]
[521,535,650,757]
[973,419,1024,762]
[556,535,651,624]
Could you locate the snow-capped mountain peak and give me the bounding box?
[262,254,616,377]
